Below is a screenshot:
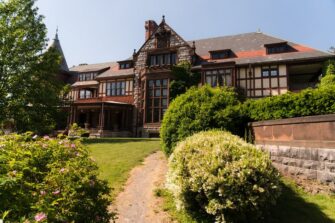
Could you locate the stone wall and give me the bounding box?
[251,114,335,184]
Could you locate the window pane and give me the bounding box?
[206,76,211,85]
[162,88,167,96]
[150,56,156,66]
[155,89,161,97]
[270,69,278,76]
[262,70,269,77]
[149,89,154,97]
[86,91,92,98]
[212,70,218,75]
[154,99,160,107]
[149,80,154,88]
[155,80,161,87]
[164,54,170,64]
[162,99,167,107]
[148,99,153,107]
[226,74,232,86]
[212,76,217,87]
[162,79,168,87]
[171,53,177,65]
[80,90,85,98]
[154,109,160,122]
[146,109,152,123]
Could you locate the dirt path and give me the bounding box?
[111,151,171,223]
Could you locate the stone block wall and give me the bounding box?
[251,114,335,184]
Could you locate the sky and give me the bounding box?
[35,0,335,67]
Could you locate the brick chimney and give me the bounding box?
[145,20,158,41]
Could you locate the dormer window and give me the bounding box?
[119,62,132,69]
[265,42,289,54]
[210,50,232,60]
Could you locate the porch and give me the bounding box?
[69,101,134,137]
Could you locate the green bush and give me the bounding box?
[0,133,112,222]
[319,60,335,88]
[160,86,246,155]
[244,86,335,121]
[167,131,281,223]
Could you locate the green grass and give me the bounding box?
[160,178,335,223]
[84,138,160,199]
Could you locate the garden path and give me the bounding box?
[111,151,171,223]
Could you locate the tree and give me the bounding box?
[169,61,201,100]
[319,60,335,88]
[0,0,63,133]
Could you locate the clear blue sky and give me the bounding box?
[36,0,335,67]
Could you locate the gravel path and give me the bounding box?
[111,151,171,223]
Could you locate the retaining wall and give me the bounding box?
[251,114,335,184]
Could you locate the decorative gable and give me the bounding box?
[135,17,194,71]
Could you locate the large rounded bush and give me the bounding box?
[0,133,112,222]
[161,86,246,154]
[167,130,281,223]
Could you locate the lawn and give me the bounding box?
[159,178,335,223]
[84,138,160,199]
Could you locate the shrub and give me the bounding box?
[319,60,335,88]
[160,86,245,154]
[68,123,90,138]
[167,131,281,223]
[0,133,112,222]
[244,86,335,121]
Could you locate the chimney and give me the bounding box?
[145,20,158,41]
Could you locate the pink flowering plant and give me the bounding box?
[0,132,112,222]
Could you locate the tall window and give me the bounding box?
[79,89,92,99]
[78,72,97,81]
[106,79,133,96]
[149,53,177,66]
[205,69,232,87]
[146,79,168,123]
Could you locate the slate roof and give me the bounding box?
[72,80,99,87]
[49,33,69,71]
[189,32,334,65]
[96,63,134,79]
[70,32,334,78]
[70,62,114,73]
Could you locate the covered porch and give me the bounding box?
[68,101,134,137]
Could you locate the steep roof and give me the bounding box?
[49,32,69,71]
[189,32,333,65]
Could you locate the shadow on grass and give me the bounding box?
[166,181,334,223]
[82,137,159,145]
[261,182,334,223]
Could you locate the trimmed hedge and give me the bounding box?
[0,133,112,222]
[167,130,281,223]
[244,86,335,121]
[160,86,246,155]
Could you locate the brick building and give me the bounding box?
[57,17,335,137]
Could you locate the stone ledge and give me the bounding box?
[251,114,335,127]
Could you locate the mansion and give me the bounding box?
[55,16,335,137]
